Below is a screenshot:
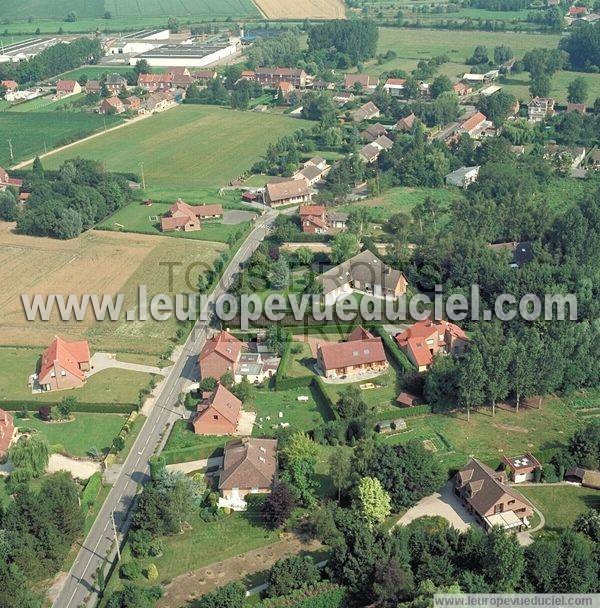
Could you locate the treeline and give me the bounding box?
[470,0,529,10]
[0,37,102,84]
[6,158,132,239]
[560,22,600,71]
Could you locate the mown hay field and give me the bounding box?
[0,223,226,353]
[253,0,345,19]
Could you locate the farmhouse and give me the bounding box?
[445,165,480,188]
[350,101,380,122]
[137,73,173,92]
[395,113,417,132]
[99,96,126,115]
[318,250,408,306]
[35,336,91,392]
[160,199,219,232]
[218,437,278,510]
[265,179,312,207]
[255,67,308,88]
[454,458,534,531]
[344,74,379,91]
[395,319,468,372]
[458,112,490,139]
[54,80,81,99]
[0,166,23,190]
[192,383,242,436]
[198,330,242,380]
[317,326,388,380]
[0,409,15,458]
[383,78,406,97]
[527,97,556,122]
[453,82,472,96]
[502,453,542,483]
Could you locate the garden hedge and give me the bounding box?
[81,472,103,511]
[258,583,346,608]
[0,400,137,414]
[371,325,416,374]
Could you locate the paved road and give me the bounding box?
[53,210,277,608]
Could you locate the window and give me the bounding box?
[213,415,218,420]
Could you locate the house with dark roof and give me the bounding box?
[362,122,388,142]
[445,165,480,189]
[35,336,91,392]
[395,112,417,132]
[104,74,128,95]
[0,409,15,458]
[198,330,242,380]
[318,250,408,306]
[350,101,380,122]
[218,437,278,510]
[316,326,388,380]
[192,383,242,435]
[454,458,534,531]
[395,319,468,372]
[489,241,534,268]
[293,157,330,185]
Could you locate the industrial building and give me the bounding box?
[0,37,60,63]
[129,40,239,68]
[105,28,171,55]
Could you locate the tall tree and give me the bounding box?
[458,346,486,422]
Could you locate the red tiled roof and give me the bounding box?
[385,78,406,86]
[347,325,374,342]
[196,383,242,427]
[318,337,386,372]
[278,81,294,93]
[0,409,14,456]
[299,204,326,217]
[199,330,242,365]
[460,111,487,133]
[56,79,78,92]
[39,336,90,383]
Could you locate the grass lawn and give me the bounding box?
[339,185,463,223]
[286,341,315,378]
[17,412,126,457]
[163,419,228,461]
[324,366,402,418]
[96,198,254,244]
[42,105,311,190]
[248,384,334,436]
[117,506,277,589]
[519,485,600,533]
[7,93,87,113]
[0,347,153,405]
[383,396,582,472]
[0,111,123,166]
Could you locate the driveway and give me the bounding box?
[47,454,101,480]
[237,411,256,435]
[396,482,478,532]
[87,353,169,377]
[222,210,256,225]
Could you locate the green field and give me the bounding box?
[0,111,123,166]
[17,412,126,457]
[0,347,154,405]
[1,0,259,22]
[41,105,309,191]
[519,485,600,533]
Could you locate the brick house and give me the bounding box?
[255,67,307,88]
[160,199,223,232]
[218,437,278,510]
[0,409,15,458]
[104,74,128,95]
[99,96,125,115]
[395,319,468,372]
[192,383,242,435]
[318,250,408,306]
[0,166,23,190]
[36,336,91,392]
[85,80,101,94]
[344,74,379,91]
[317,326,388,380]
[455,458,534,531]
[299,204,328,234]
[264,179,312,207]
[453,82,472,96]
[458,111,490,138]
[501,453,542,483]
[198,330,243,380]
[55,80,82,99]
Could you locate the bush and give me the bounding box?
[266,555,320,598]
[120,560,142,580]
[1,400,136,414]
[195,582,246,608]
[145,563,158,582]
[81,472,102,510]
[128,529,153,558]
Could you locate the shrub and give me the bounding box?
[145,563,159,582]
[128,529,152,558]
[120,560,142,580]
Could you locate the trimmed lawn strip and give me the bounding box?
[17,412,126,457]
[0,347,153,405]
[519,485,600,532]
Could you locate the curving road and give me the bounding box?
[52,209,278,608]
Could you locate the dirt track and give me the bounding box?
[253,0,345,19]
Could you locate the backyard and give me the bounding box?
[17,412,127,457]
[41,105,310,194]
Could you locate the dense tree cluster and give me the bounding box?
[307,20,379,67]
[0,472,83,607]
[0,38,102,84]
[470,0,529,10]
[560,22,600,71]
[15,158,131,239]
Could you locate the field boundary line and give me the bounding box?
[10,111,155,170]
